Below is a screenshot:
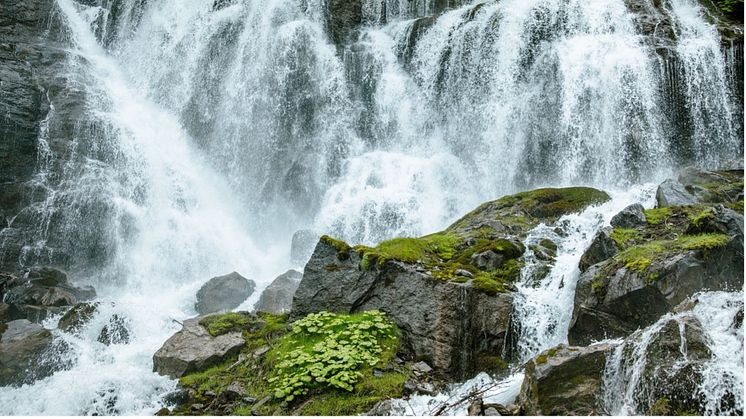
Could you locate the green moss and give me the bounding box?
[497,187,611,219]
[296,372,407,415]
[610,228,641,248]
[474,353,508,372]
[727,200,744,213]
[320,235,351,261]
[539,238,557,252]
[611,233,729,277]
[677,233,730,250]
[199,313,250,337]
[354,232,461,270]
[644,207,673,225]
[535,354,548,364]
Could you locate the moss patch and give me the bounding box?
[199,312,251,337]
[610,228,642,248]
[644,207,673,225]
[320,235,351,261]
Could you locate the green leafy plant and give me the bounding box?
[268,311,398,402]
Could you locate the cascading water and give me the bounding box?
[603,291,744,415]
[0,0,742,415]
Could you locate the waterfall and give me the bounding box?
[0,0,742,415]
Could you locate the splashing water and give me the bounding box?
[603,291,744,416]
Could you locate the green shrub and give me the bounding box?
[268,311,398,402]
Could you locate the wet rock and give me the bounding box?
[254,269,301,314]
[578,227,618,272]
[154,407,170,416]
[412,361,433,374]
[518,343,614,415]
[98,314,130,345]
[656,178,698,207]
[468,398,483,416]
[571,238,743,346]
[483,406,500,416]
[610,204,647,229]
[195,272,255,315]
[685,204,744,246]
[163,389,190,406]
[2,271,96,323]
[58,302,100,332]
[0,319,53,386]
[25,266,67,287]
[152,315,246,378]
[325,0,363,47]
[366,399,406,416]
[290,229,319,266]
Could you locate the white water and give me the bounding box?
[0,0,741,415]
[603,291,744,415]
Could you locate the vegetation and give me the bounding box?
[268,311,398,400]
[177,311,407,416]
[613,233,729,276]
[716,0,743,14]
[199,312,250,337]
[643,207,673,225]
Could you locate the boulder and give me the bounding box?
[98,314,130,345]
[578,227,618,272]
[0,319,53,386]
[254,269,302,314]
[610,204,647,229]
[570,233,743,346]
[2,268,96,323]
[656,179,697,207]
[291,239,514,377]
[518,343,614,415]
[325,0,363,47]
[153,315,246,378]
[603,305,734,416]
[58,302,100,332]
[195,272,255,315]
[290,230,319,266]
[291,188,610,377]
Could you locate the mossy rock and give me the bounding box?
[448,187,610,235]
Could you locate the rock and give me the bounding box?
[163,390,190,406]
[58,302,99,332]
[470,250,504,270]
[373,369,384,378]
[154,407,170,416]
[25,266,67,287]
[604,309,724,416]
[483,407,500,416]
[366,399,406,416]
[195,272,255,315]
[324,0,363,47]
[656,178,698,207]
[290,230,319,266]
[412,361,433,374]
[0,319,53,386]
[468,398,483,416]
[40,286,76,306]
[254,269,302,314]
[578,227,618,272]
[152,315,246,378]
[455,269,474,278]
[190,404,204,411]
[570,202,744,345]
[242,397,256,404]
[98,314,130,345]
[220,382,246,401]
[610,204,647,229]
[518,343,614,415]
[252,345,270,358]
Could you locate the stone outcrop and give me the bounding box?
[195,272,255,315]
[292,187,610,377]
[0,319,53,386]
[578,227,618,272]
[254,269,302,314]
[152,315,246,379]
[0,267,96,324]
[518,343,614,416]
[570,168,744,345]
